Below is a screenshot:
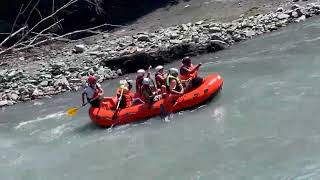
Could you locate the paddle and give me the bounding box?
[112,87,124,120]
[66,103,87,117]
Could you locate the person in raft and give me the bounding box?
[166,68,184,96]
[82,75,104,108]
[116,80,134,109]
[179,56,203,91]
[154,65,167,96]
[140,77,162,106]
[135,66,152,96]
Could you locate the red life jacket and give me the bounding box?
[179,64,198,81]
[116,88,133,108]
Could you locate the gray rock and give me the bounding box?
[39,81,49,87]
[169,40,183,44]
[169,32,179,39]
[277,7,285,13]
[9,93,19,101]
[0,100,8,106]
[116,69,122,75]
[73,44,86,53]
[18,87,28,94]
[210,33,223,41]
[277,13,290,20]
[291,4,301,10]
[291,11,300,18]
[245,30,256,37]
[96,67,105,75]
[7,70,17,79]
[51,62,65,69]
[209,27,221,33]
[180,24,189,31]
[295,15,306,22]
[137,34,150,42]
[0,70,7,76]
[195,20,204,25]
[53,76,70,88]
[69,78,82,83]
[32,88,43,97]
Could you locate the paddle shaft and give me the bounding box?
[112,88,124,120]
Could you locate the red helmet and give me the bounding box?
[87,76,96,85]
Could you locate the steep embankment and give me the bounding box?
[0,0,319,107]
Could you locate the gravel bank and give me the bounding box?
[0,0,319,107]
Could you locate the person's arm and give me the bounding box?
[190,63,202,73]
[82,92,87,106]
[97,84,104,96]
[136,79,140,93]
[170,81,184,95]
[146,65,152,78]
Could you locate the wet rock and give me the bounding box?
[295,15,306,22]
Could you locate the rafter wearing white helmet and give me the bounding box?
[155,65,164,72]
[137,69,145,77]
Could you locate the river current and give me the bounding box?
[1,18,320,180]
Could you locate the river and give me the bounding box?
[2,18,320,180]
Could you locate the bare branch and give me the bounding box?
[28,19,64,45]
[11,5,24,33]
[4,0,78,51]
[21,0,33,14]
[58,23,125,39]
[52,0,55,13]
[0,26,27,47]
[24,0,41,26]
[35,8,43,20]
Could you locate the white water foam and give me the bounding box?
[15,111,65,130]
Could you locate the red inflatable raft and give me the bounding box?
[89,73,223,127]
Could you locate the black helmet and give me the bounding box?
[182,56,191,64]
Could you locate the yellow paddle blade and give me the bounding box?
[66,107,79,117]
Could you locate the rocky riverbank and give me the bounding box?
[1,1,320,107]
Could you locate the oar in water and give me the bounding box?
[66,103,87,117]
[112,87,124,120]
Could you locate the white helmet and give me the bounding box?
[119,80,128,86]
[142,78,150,85]
[169,68,179,77]
[155,65,164,72]
[137,69,145,76]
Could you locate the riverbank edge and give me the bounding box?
[1,2,320,107]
